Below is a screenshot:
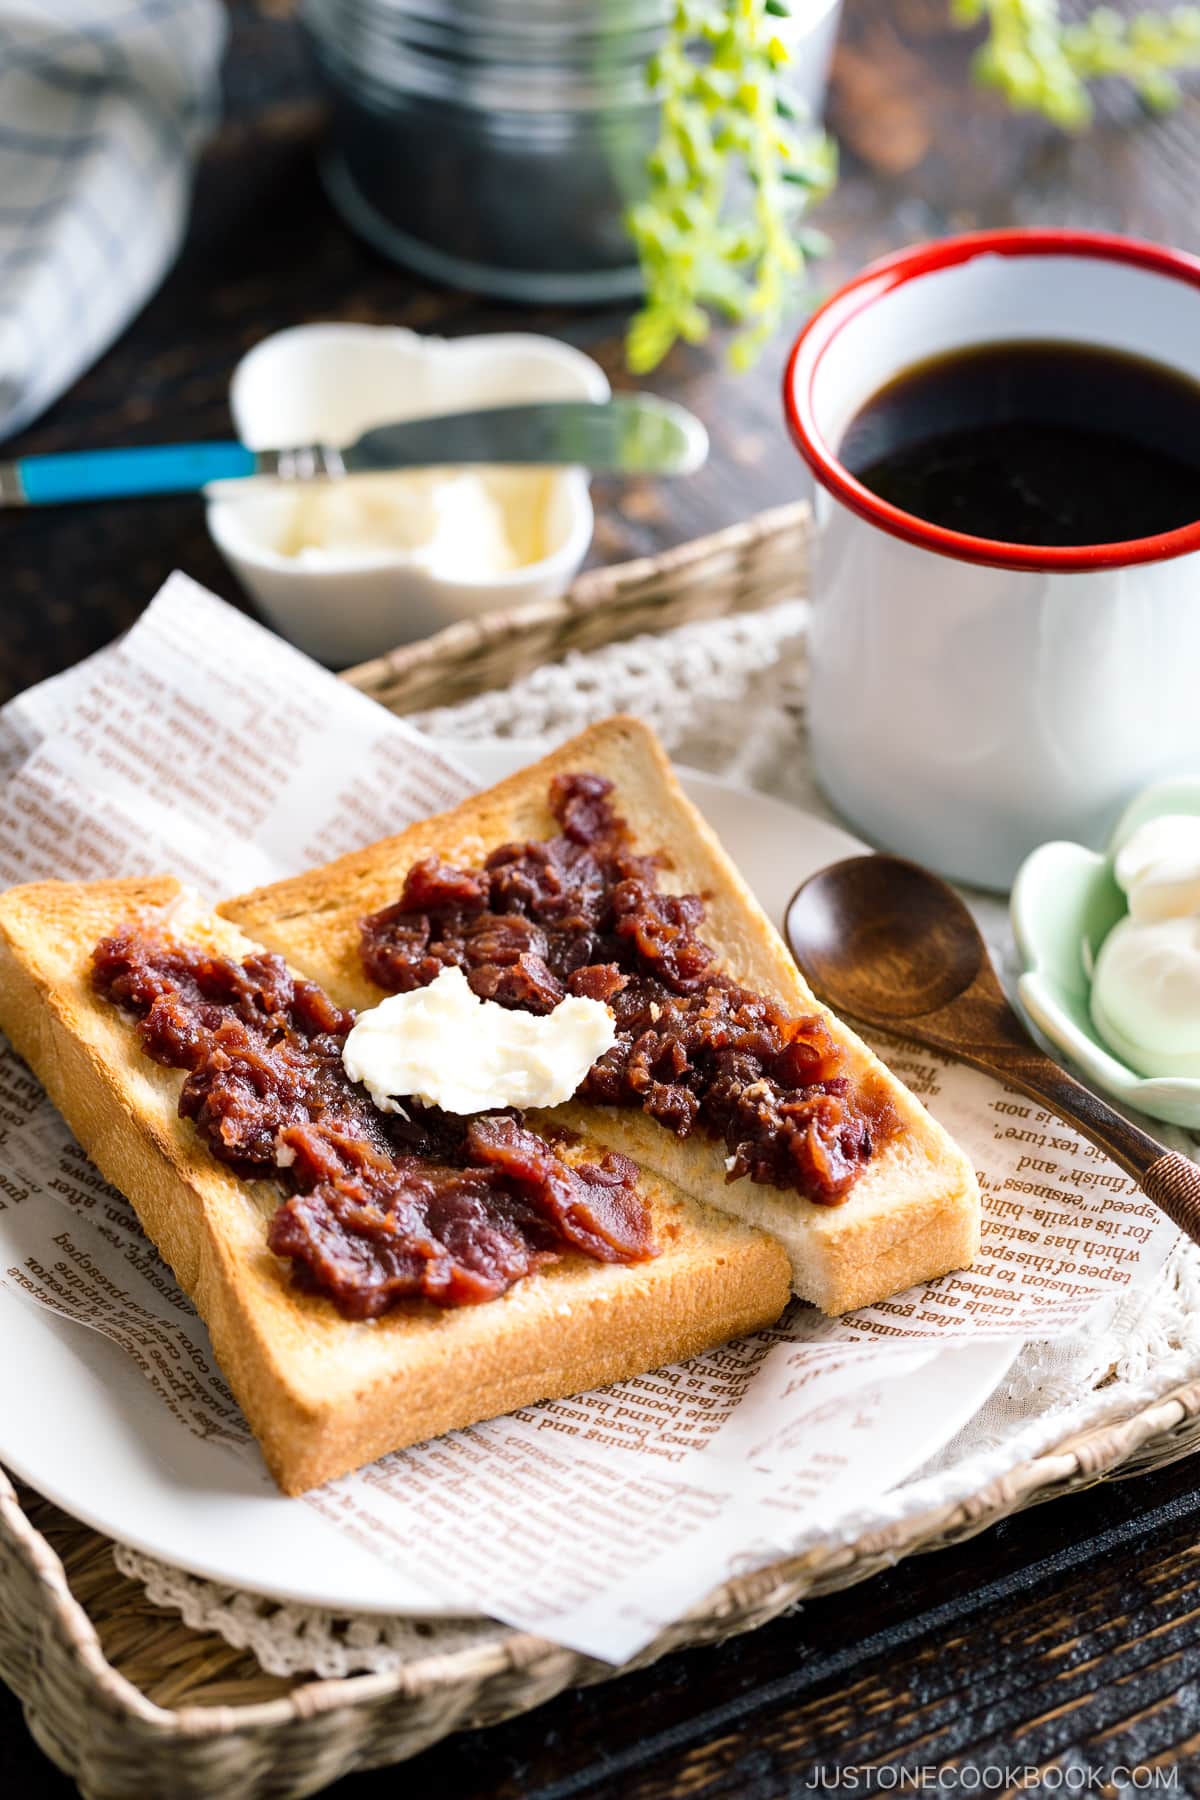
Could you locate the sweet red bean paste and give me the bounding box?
[91,928,655,1319]
[360,773,881,1203]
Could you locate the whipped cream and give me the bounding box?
[341,965,616,1115]
[1091,813,1200,1077]
[282,470,524,579]
[1112,812,1200,923]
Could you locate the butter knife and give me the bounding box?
[0,396,708,506]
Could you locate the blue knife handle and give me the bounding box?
[17,442,257,504]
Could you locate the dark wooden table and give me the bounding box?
[3,1,1200,1792]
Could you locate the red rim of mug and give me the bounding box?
[782,229,1200,573]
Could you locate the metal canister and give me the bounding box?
[302,0,668,302]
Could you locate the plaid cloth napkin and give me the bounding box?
[0,0,225,441]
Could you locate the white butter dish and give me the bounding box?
[206,324,607,666]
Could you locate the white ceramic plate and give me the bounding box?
[0,749,1016,1617]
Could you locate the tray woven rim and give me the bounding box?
[5,1366,1200,1751]
[339,499,813,717]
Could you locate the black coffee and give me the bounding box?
[838,341,1200,547]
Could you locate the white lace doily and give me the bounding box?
[113,600,1200,1679]
[411,599,812,800]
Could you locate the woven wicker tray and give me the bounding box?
[340,500,812,712]
[3,501,1198,1800]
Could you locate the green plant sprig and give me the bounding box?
[959,0,1200,125]
[626,0,836,374]
[627,0,1200,376]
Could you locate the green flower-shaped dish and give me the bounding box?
[1011,778,1200,1131]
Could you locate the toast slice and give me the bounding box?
[223,717,981,1315]
[0,876,791,1494]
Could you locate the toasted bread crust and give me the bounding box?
[223,717,981,1314]
[0,875,790,1494]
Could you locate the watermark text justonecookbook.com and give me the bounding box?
[797,1767,1178,1792]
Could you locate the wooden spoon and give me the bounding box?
[786,854,1200,1244]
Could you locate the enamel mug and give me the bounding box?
[784,230,1200,891]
